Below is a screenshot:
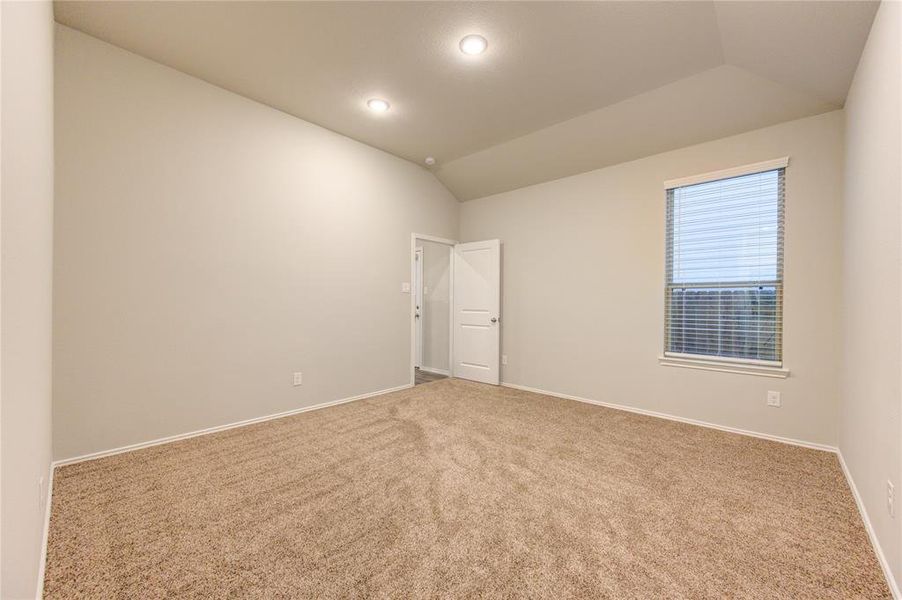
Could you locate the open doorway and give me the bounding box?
[410,233,502,387]
[410,234,455,386]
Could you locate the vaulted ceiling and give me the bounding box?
[54,1,878,200]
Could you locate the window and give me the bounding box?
[664,161,785,368]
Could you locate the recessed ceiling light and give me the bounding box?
[459,34,488,55]
[367,98,390,112]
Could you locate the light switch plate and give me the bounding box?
[888,480,895,518]
[401,282,411,293]
[767,391,781,407]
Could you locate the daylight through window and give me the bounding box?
[665,167,784,363]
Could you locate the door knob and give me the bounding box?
[490,317,498,323]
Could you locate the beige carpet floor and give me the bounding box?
[45,379,890,598]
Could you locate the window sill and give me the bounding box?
[658,355,789,379]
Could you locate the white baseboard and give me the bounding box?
[502,381,899,596]
[838,451,901,599]
[35,462,54,600]
[40,379,898,598]
[418,366,450,376]
[38,382,411,598]
[501,382,836,452]
[53,383,413,468]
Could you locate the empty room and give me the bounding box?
[2,0,901,598]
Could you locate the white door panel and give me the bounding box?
[453,240,501,384]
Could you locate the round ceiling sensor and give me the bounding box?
[366,98,390,112]
[459,34,488,55]
[425,157,436,166]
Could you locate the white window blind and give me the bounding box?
[665,166,784,364]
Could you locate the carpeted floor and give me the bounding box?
[45,378,890,598]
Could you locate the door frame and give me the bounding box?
[410,233,457,387]
[413,246,424,368]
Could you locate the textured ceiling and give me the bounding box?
[54,1,878,200]
[435,65,838,200]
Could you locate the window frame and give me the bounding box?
[658,158,790,379]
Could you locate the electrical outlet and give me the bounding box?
[888,480,895,518]
[293,372,303,386]
[766,391,781,407]
[401,282,411,293]
[501,355,508,365]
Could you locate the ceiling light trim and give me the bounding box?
[459,34,488,55]
[366,98,390,112]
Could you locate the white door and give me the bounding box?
[414,247,424,368]
[452,240,501,384]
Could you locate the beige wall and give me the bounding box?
[461,110,844,447]
[1,1,55,598]
[39,11,902,594]
[53,26,458,461]
[841,0,902,591]
[419,240,451,373]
